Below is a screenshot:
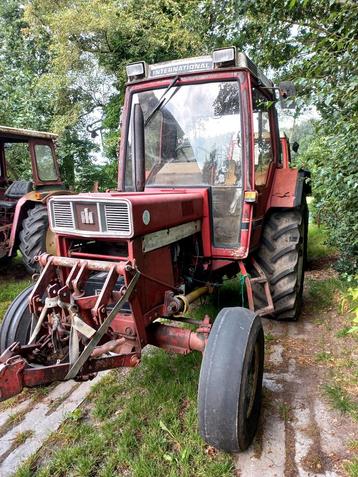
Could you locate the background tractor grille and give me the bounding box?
[104,203,131,235]
[52,201,74,229]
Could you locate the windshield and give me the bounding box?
[125,80,243,247]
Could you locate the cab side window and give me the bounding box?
[252,88,273,186]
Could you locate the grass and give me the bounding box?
[15,351,234,477]
[315,351,332,363]
[344,457,358,477]
[307,222,336,262]
[277,401,292,423]
[12,429,34,446]
[2,222,355,476]
[0,254,31,322]
[324,384,358,421]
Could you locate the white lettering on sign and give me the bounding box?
[149,61,213,77]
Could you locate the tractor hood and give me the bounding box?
[48,189,205,239]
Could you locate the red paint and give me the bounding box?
[267,168,298,210]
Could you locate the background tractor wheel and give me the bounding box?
[19,204,55,274]
[0,285,34,353]
[198,307,264,452]
[254,200,308,321]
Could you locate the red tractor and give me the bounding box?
[0,48,309,452]
[0,126,67,272]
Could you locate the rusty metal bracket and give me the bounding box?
[249,257,274,316]
[65,270,141,380]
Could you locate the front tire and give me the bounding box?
[198,307,264,452]
[0,285,33,353]
[19,204,55,274]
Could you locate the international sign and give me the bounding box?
[149,61,213,77]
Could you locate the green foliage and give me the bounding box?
[324,384,358,421]
[306,276,347,312]
[24,0,210,155]
[0,255,31,322]
[0,0,52,129]
[299,130,358,274]
[340,287,358,335]
[307,222,336,262]
[344,457,358,477]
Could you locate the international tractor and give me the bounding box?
[0,48,310,452]
[0,126,68,273]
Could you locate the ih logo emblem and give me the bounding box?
[80,207,95,225]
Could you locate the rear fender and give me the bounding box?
[9,189,73,254]
[8,193,43,254]
[266,168,311,212]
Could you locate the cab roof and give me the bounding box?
[0,125,58,142]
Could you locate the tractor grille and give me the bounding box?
[104,203,131,235]
[52,201,74,229]
[49,198,133,237]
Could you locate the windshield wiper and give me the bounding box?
[144,75,179,127]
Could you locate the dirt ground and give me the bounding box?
[0,260,356,476]
[236,264,357,477]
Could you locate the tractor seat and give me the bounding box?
[0,181,33,209]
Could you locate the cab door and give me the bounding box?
[29,139,62,188]
[250,85,279,250]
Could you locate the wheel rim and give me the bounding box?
[45,228,56,255]
[245,341,260,419]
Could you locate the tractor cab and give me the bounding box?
[0,125,63,200]
[119,47,294,257]
[0,126,65,269]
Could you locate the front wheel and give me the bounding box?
[198,307,264,452]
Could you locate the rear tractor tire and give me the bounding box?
[0,285,33,353]
[19,204,56,274]
[254,202,308,321]
[198,307,264,452]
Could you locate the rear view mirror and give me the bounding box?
[292,141,299,153]
[279,81,296,109]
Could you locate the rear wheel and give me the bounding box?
[254,201,308,320]
[0,285,33,353]
[19,204,55,274]
[198,307,264,452]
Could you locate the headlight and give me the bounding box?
[212,47,236,67]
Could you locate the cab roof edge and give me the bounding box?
[126,49,274,90]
